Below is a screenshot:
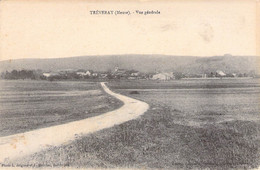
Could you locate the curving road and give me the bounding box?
[0,82,149,163]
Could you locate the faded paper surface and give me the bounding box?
[0,0,258,60]
[0,0,259,169]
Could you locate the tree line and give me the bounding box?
[0,70,43,80]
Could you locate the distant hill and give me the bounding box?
[0,54,258,74]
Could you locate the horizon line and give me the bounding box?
[0,54,257,62]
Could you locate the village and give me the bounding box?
[1,67,256,81]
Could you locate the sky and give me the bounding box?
[0,0,258,61]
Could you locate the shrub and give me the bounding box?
[129,91,140,94]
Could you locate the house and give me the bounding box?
[113,67,128,78]
[76,72,86,76]
[216,70,226,77]
[100,73,108,78]
[42,72,59,78]
[43,73,51,77]
[126,70,140,79]
[114,67,127,75]
[151,72,175,80]
[130,72,140,77]
[128,76,137,80]
[76,70,92,77]
[202,74,207,78]
[232,73,237,77]
[92,73,98,77]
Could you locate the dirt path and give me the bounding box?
[0,82,149,163]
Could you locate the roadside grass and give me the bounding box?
[0,80,123,136]
[6,91,260,169]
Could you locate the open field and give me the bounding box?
[108,78,260,89]
[0,82,148,163]
[2,79,260,169]
[0,80,123,137]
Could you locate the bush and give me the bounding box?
[129,91,140,94]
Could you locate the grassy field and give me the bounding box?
[0,80,122,136]
[108,78,260,89]
[3,79,260,169]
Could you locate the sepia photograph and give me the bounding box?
[0,0,259,169]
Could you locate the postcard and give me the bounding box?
[0,0,259,169]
